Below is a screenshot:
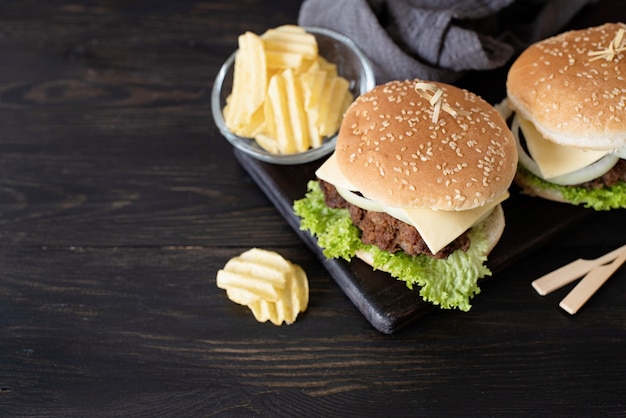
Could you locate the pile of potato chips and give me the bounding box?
[216,248,309,325]
[223,25,354,154]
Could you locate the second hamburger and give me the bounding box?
[294,79,517,311]
[507,22,626,210]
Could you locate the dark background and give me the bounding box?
[1,1,625,416]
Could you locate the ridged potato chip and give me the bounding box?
[224,31,266,133]
[216,248,309,325]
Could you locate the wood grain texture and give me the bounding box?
[1,0,626,416]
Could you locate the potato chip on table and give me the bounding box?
[216,248,309,325]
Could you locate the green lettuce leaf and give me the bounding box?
[293,180,492,311]
[519,166,626,210]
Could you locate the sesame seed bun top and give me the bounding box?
[334,79,517,211]
[506,22,626,150]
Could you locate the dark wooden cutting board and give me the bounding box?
[234,148,595,333]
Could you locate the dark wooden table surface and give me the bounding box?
[1,1,625,416]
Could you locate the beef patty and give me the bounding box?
[318,180,471,259]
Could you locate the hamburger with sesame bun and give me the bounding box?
[506,22,626,210]
[293,79,517,311]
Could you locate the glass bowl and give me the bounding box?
[211,27,376,165]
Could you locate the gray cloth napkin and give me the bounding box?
[299,0,596,84]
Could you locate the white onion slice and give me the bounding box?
[335,186,414,225]
[335,186,383,212]
[612,146,626,159]
[511,115,619,186]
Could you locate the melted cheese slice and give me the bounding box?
[315,153,508,254]
[316,153,359,191]
[518,116,608,179]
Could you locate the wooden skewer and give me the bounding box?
[531,244,626,296]
[559,249,626,315]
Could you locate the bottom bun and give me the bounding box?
[355,204,505,269]
[514,169,570,204]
